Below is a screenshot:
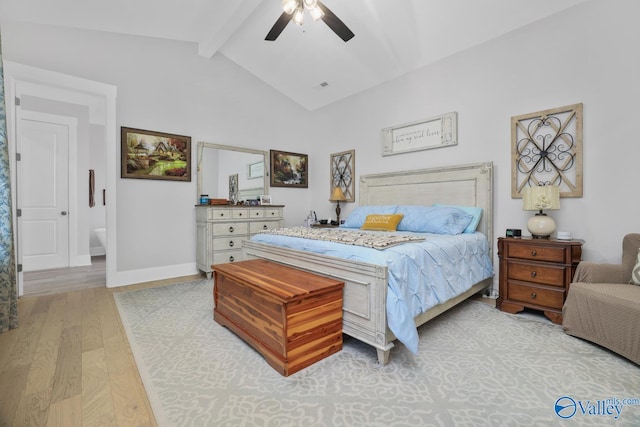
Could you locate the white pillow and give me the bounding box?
[632,249,640,285]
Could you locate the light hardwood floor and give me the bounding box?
[0,261,202,427]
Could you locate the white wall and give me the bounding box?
[307,0,640,266]
[2,0,638,285]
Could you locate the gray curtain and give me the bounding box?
[0,31,19,333]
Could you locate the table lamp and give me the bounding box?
[522,185,560,238]
[329,186,347,224]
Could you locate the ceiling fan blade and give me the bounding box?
[318,1,355,42]
[265,12,291,41]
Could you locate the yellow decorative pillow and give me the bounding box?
[360,214,404,232]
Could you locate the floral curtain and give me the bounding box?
[0,31,18,333]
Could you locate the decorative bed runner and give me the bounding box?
[259,226,425,250]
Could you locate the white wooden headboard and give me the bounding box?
[359,162,494,255]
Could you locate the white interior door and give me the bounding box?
[19,112,72,271]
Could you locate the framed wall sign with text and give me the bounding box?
[381,112,457,156]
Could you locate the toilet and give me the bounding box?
[95,227,107,250]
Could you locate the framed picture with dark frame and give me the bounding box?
[270,150,308,188]
[121,127,191,181]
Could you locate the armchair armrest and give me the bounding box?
[572,261,626,284]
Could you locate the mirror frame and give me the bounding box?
[196,142,269,202]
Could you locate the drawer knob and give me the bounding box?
[531,271,537,278]
[229,226,234,233]
[531,250,537,256]
[531,292,537,299]
[229,241,234,247]
[229,256,235,262]
[238,213,243,217]
[263,224,268,230]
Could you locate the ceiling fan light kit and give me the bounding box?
[267,0,354,42]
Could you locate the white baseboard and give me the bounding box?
[107,262,200,288]
[90,246,106,257]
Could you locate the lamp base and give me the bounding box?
[527,213,556,239]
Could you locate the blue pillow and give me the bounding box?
[341,205,398,228]
[396,205,473,234]
[433,204,483,233]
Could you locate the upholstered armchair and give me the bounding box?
[562,233,640,365]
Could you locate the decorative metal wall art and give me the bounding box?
[330,149,355,202]
[511,103,583,198]
[229,174,238,204]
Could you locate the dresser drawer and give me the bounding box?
[232,209,249,219]
[250,220,283,234]
[213,236,247,251]
[506,243,566,263]
[507,261,566,286]
[212,222,249,236]
[249,209,266,218]
[212,249,243,264]
[264,208,282,219]
[507,282,565,310]
[209,209,232,220]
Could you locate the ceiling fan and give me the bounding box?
[265,0,355,42]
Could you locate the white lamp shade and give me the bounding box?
[522,185,560,211]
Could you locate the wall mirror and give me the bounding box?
[196,142,268,203]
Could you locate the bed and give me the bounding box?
[242,162,494,364]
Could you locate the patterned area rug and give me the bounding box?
[114,279,640,426]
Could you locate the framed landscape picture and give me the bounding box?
[270,150,308,188]
[121,127,191,181]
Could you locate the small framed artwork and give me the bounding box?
[259,195,272,205]
[270,150,308,188]
[121,127,191,181]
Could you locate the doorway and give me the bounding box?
[4,61,117,294]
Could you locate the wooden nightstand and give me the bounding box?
[497,237,583,324]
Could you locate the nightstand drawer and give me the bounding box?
[507,261,566,286]
[506,244,566,263]
[507,282,564,309]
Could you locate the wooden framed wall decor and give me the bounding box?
[330,149,355,202]
[381,112,457,156]
[229,174,239,204]
[121,127,191,181]
[511,103,583,198]
[270,150,308,188]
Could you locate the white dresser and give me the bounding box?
[196,205,284,278]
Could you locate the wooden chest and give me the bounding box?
[213,259,344,376]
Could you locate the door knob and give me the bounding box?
[61,211,68,216]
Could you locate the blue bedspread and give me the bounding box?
[250,229,494,354]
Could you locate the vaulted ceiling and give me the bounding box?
[0,0,587,110]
